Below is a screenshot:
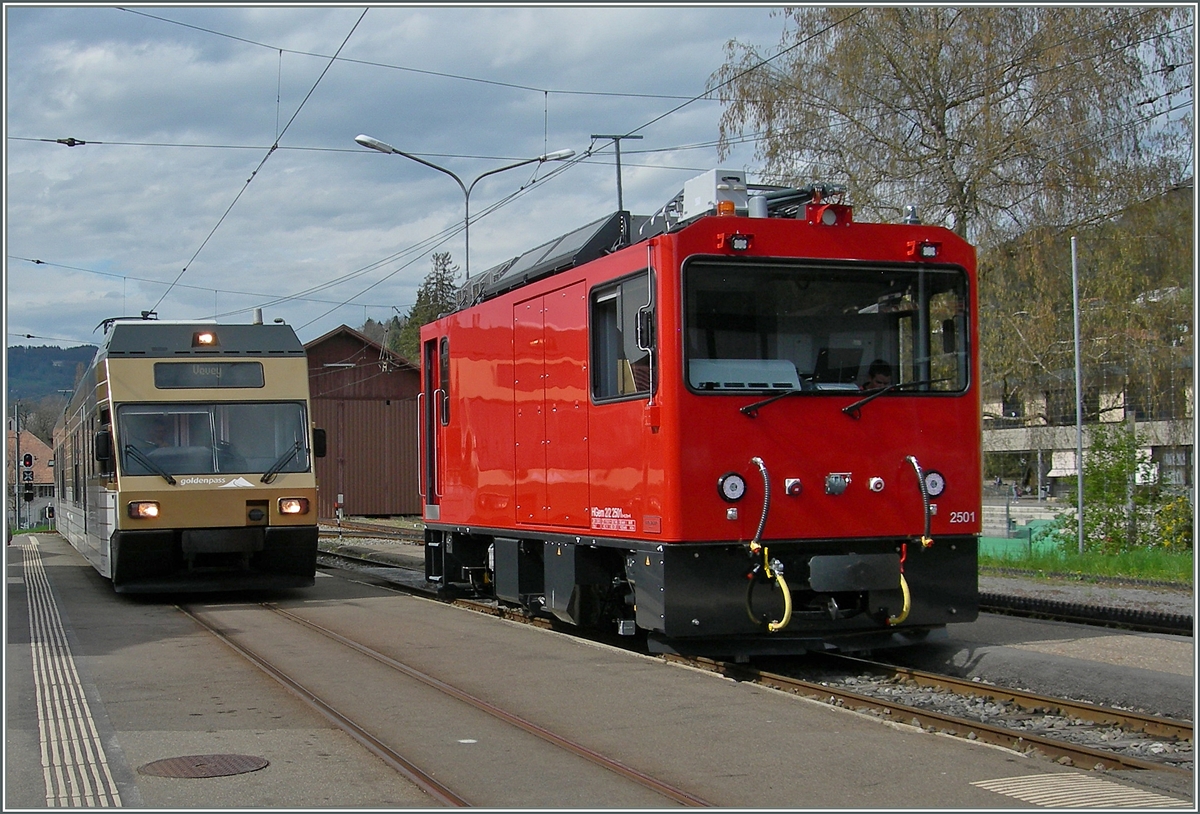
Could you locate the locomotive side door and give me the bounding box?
[421,335,448,519]
[514,282,589,527]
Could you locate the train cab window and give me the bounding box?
[591,271,654,401]
[684,259,968,394]
[117,402,311,477]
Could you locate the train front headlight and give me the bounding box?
[127,501,160,519]
[278,497,309,515]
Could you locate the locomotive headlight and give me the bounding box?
[717,232,753,251]
[127,501,160,519]
[278,497,310,515]
[923,471,946,497]
[718,473,746,502]
[907,240,941,259]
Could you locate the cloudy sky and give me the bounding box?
[6,4,787,352]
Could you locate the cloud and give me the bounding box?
[5,5,778,348]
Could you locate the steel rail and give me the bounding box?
[177,605,469,807]
[316,549,1192,773]
[263,604,713,807]
[319,529,421,541]
[825,653,1193,741]
[665,655,1192,776]
[320,520,423,539]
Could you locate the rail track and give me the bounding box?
[176,603,466,806]
[316,544,1194,777]
[178,601,712,807]
[670,654,1192,775]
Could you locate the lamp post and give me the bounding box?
[355,135,574,279]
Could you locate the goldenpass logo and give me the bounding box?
[176,476,256,487]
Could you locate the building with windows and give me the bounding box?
[7,429,55,528]
[982,376,1193,498]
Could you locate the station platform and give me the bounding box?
[7,532,1193,809]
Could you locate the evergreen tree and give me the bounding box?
[396,252,460,362]
[358,318,387,345]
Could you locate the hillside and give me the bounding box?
[6,345,98,403]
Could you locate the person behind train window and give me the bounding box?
[861,359,893,391]
[134,415,173,451]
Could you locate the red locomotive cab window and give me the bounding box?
[684,259,969,396]
[438,337,450,426]
[591,271,655,401]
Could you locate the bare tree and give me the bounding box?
[710,7,1192,247]
[979,183,1193,429]
[24,395,68,445]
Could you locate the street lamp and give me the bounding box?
[355,134,574,279]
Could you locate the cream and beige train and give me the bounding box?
[53,316,325,592]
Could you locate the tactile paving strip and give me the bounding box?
[972,773,1190,808]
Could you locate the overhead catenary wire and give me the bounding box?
[149,8,369,314]
[274,15,868,328]
[15,8,1188,342]
[4,255,400,311]
[276,10,965,330]
[117,6,708,102]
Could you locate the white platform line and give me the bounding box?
[22,538,122,807]
[973,772,1190,808]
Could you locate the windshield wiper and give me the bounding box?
[740,388,804,418]
[842,378,949,419]
[124,444,177,485]
[261,441,301,484]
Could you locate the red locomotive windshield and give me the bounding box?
[683,259,969,396]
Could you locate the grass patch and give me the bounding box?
[981,546,1194,586]
[9,524,54,535]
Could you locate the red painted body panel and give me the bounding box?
[422,212,980,546]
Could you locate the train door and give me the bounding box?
[514,281,590,527]
[421,336,448,520]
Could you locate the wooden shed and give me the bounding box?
[305,325,421,519]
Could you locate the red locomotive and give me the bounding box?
[419,170,980,658]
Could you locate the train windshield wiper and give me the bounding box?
[261,441,300,484]
[123,444,177,485]
[842,378,949,419]
[740,388,803,418]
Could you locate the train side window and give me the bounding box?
[438,337,450,426]
[591,271,654,401]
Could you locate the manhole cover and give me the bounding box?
[138,754,268,778]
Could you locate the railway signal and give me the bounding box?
[21,454,35,499]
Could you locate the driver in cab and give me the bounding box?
[861,359,893,391]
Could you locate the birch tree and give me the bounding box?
[710,7,1193,246]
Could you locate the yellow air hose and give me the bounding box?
[886,572,911,626]
[766,564,793,632]
[744,458,793,633]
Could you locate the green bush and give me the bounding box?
[1056,423,1185,554]
[1154,495,1194,550]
